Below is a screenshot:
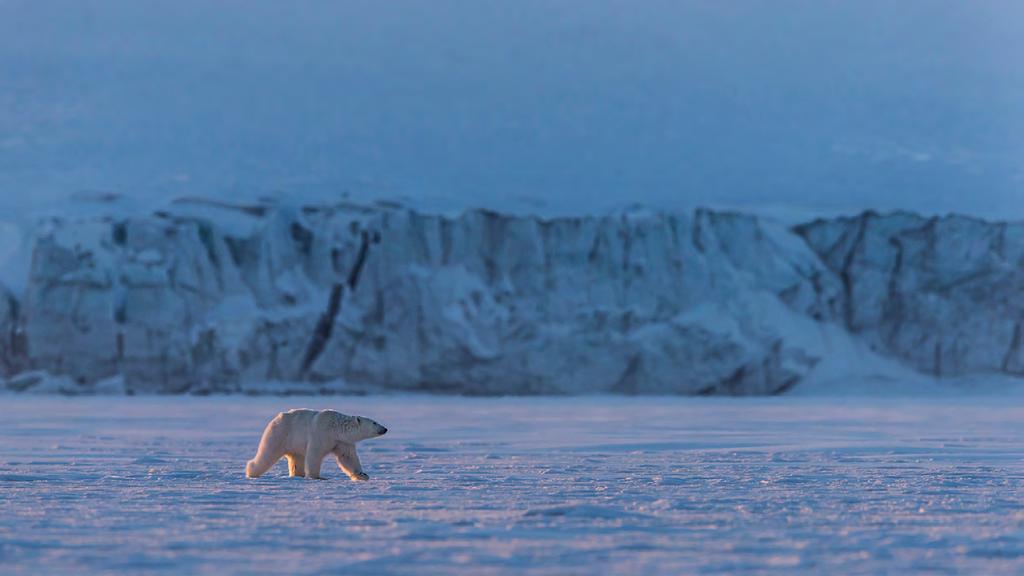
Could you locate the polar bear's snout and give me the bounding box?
[376,424,388,436]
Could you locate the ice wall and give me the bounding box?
[796,211,1024,378]
[4,201,1020,394]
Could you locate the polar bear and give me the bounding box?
[245,409,388,480]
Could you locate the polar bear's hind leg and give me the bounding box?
[246,448,283,478]
[286,454,306,477]
[246,415,287,478]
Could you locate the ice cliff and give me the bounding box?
[1,199,1018,394]
[796,212,1024,378]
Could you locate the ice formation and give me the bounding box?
[1,199,1018,394]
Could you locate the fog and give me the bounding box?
[1,1,1022,220]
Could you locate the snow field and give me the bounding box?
[1,395,1022,575]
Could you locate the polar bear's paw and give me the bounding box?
[351,472,370,482]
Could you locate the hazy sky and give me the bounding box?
[1,1,1022,220]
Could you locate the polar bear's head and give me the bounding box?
[325,411,388,443]
[350,415,388,441]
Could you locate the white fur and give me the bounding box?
[245,409,387,480]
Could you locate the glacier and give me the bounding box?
[1,198,1020,395]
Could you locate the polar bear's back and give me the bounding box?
[278,408,318,424]
[259,409,356,453]
[265,409,320,453]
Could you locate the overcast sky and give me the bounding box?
[1,1,1022,221]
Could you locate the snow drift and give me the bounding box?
[1,199,1018,394]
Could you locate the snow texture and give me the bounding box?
[3,198,1024,395]
[1,395,1022,575]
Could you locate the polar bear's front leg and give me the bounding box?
[334,443,368,481]
[304,437,332,480]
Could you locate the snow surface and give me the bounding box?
[2,395,1023,575]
